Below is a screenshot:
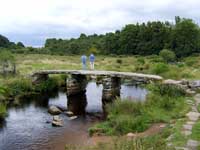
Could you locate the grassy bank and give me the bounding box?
[89,84,190,136]
[0,75,66,118]
[14,54,200,79]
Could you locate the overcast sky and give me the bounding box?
[0,0,199,47]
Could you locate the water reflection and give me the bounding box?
[67,91,87,115]
[0,82,148,150]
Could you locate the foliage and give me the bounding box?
[5,78,33,97]
[41,17,200,57]
[87,46,99,55]
[172,18,200,57]
[0,34,24,49]
[89,84,188,136]
[116,59,122,64]
[191,121,200,140]
[159,49,176,63]
[0,103,7,119]
[34,77,60,93]
[151,63,169,74]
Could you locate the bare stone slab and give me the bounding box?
[186,112,200,121]
[175,147,189,150]
[187,140,199,149]
[186,121,195,125]
[183,124,193,131]
[32,70,163,81]
[182,130,192,136]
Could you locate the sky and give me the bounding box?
[0,0,200,47]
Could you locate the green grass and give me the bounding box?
[191,121,200,140]
[89,84,190,136]
[197,104,200,113]
[10,54,200,79]
[170,119,188,147]
[0,103,7,119]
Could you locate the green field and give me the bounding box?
[14,54,200,80]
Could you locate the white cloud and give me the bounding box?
[0,0,200,46]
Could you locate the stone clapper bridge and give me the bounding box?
[32,70,162,101]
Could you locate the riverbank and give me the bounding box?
[1,54,200,149]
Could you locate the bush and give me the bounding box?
[185,58,197,67]
[34,77,59,93]
[159,49,176,63]
[116,59,122,64]
[5,78,33,96]
[0,103,7,119]
[148,84,186,97]
[151,63,169,74]
[137,57,145,65]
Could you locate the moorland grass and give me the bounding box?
[89,84,189,136]
[12,54,200,79]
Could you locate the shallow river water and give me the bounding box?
[0,82,147,150]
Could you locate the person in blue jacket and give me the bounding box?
[81,54,87,70]
[89,53,95,70]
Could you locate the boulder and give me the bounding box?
[127,132,136,138]
[53,115,62,122]
[48,105,62,115]
[163,79,182,85]
[52,115,63,127]
[65,111,74,117]
[52,120,63,127]
[186,89,196,95]
[68,116,78,120]
[189,80,200,90]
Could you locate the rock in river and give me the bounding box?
[65,111,74,117]
[48,105,62,115]
[52,115,63,127]
[68,116,78,120]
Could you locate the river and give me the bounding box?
[0,82,147,150]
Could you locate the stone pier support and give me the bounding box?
[102,77,121,102]
[32,74,49,84]
[66,74,87,96]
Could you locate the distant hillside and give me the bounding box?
[0,34,24,49]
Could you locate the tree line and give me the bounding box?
[1,16,200,58]
[0,35,25,49]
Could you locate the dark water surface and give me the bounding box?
[0,82,147,150]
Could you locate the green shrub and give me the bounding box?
[116,59,122,64]
[90,84,188,136]
[34,77,59,93]
[159,49,176,63]
[151,63,169,74]
[5,78,33,96]
[0,103,7,119]
[191,121,200,140]
[137,57,145,65]
[185,58,197,67]
[148,84,186,97]
[149,55,164,63]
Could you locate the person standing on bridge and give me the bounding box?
[81,54,87,70]
[89,53,95,70]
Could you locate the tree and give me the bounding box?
[159,49,176,63]
[0,35,10,48]
[171,18,200,57]
[17,42,25,48]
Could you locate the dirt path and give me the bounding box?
[88,123,166,146]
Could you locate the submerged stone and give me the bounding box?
[68,116,78,120]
